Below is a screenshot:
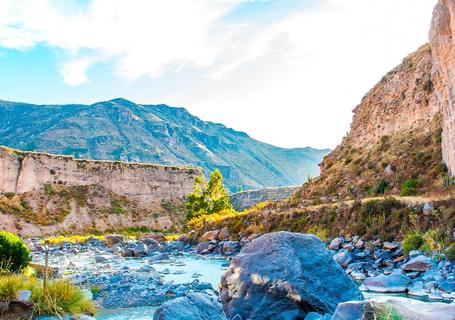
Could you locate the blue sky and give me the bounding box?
[0,0,436,149]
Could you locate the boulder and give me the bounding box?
[202,230,220,241]
[218,228,230,241]
[220,232,363,320]
[153,292,226,320]
[401,255,432,272]
[382,241,399,251]
[133,242,147,257]
[196,241,212,254]
[221,241,240,255]
[361,274,411,293]
[143,238,160,251]
[105,234,124,246]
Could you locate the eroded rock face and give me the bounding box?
[430,0,455,175]
[220,232,363,320]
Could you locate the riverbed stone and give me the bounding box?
[329,237,344,250]
[331,301,365,320]
[153,292,227,320]
[402,255,432,272]
[360,274,411,293]
[220,232,363,320]
[105,235,124,246]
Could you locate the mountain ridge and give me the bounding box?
[0,98,329,192]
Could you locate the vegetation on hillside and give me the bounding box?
[190,197,455,245]
[186,169,234,220]
[297,119,451,202]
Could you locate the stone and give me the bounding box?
[221,241,240,255]
[304,312,332,320]
[438,279,455,293]
[402,255,432,272]
[218,228,230,241]
[331,301,365,320]
[220,232,363,320]
[202,230,220,241]
[354,239,364,249]
[360,274,411,293]
[333,250,353,268]
[143,238,160,251]
[105,235,124,246]
[329,237,344,250]
[94,255,109,263]
[196,241,212,254]
[153,292,227,320]
[16,290,31,302]
[382,241,399,251]
[133,242,147,257]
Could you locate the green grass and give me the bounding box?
[374,306,404,320]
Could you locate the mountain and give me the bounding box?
[0,98,329,192]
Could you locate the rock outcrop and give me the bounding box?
[430,0,455,175]
[0,147,195,203]
[220,232,363,320]
[0,147,197,236]
[229,186,300,211]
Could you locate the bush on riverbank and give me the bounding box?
[0,274,95,318]
[0,231,31,272]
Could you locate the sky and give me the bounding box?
[0,0,437,149]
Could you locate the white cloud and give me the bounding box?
[0,0,438,149]
[60,58,95,86]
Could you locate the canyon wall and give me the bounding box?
[346,44,439,149]
[430,0,455,175]
[229,186,300,211]
[0,147,197,236]
[0,147,196,206]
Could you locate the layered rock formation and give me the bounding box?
[430,0,455,175]
[0,147,197,236]
[0,147,195,204]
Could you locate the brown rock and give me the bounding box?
[430,0,455,175]
[202,230,220,241]
[218,228,230,241]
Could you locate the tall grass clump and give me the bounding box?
[0,275,95,318]
[402,232,424,254]
[32,279,95,317]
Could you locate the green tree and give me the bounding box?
[0,231,31,272]
[186,169,233,220]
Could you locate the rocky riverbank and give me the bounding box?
[25,231,455,319]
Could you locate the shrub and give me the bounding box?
[400,179,419,196]
[0,232,31,272]
[446,243,455,261]
[402,232,424,254]
[374,180,389,195]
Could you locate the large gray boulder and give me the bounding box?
[220,232,363,320]
[153,292,226,320]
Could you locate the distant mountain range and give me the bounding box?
[0,98,329,192]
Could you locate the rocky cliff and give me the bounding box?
[0,147,197,236]
[430,0,455,175]
[229,186,300,211]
